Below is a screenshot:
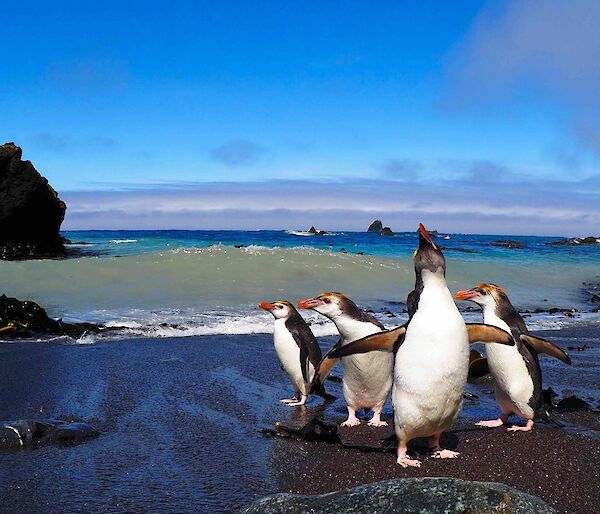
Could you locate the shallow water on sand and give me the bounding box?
[0,329,597,513]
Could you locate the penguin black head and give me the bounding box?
[454,283,509,311]
[258,300,297,320]
[297,292,354,319]
[414,223,446,277]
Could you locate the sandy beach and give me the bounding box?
[0,327,598,513]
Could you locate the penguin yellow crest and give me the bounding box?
[319,292,348,299]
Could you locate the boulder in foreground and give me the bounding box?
[239,477,556,513]
[0,142,66,260]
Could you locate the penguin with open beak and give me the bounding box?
[454,284,571,431]
[259,300,332,406]
[297,292,392,427]
[325,224,514,467]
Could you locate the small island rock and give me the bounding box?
[379,226,394,236]
[367,220,383,233]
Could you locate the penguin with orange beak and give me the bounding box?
[298,292,392,427]
[454,284,571,431]
[323,224,515,467]
[259,300,332,406]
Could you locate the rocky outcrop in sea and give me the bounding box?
[0,142,66,260]
[548,236,600,246]
[367,219,395,236]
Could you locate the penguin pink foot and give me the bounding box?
[431,449,460,459]
[341,408,361,427]
[286,395,307,407]
[476,418,505,428]
[397,445,421,468]
[280,397,299,404]
[367,411,388,427]
[427,435,460,459]
[507,419,534,432]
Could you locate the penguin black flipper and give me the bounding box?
[466,324,514,345]
[519,334,572,365]
[285,313,323,383]
[310,339,342,394]
[329,326,407,358]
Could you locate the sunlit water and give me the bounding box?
[1,230,599,342]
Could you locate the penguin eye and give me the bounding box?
[321,297,331,304]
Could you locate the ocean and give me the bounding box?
[1,229,599,342]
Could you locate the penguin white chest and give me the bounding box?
[393,279,469,437]
[273,320,307,393]
[337,319,394,410]
[482,311,534,416]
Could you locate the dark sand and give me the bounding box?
[0,327,598,513]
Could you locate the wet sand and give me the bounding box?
[272,419,600,514]
[0,327,598,513]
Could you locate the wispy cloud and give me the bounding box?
[30,133,118,153]
[61,175,600,235]
[45,58,132,94]
[442,0,600,160]
[376,159,422,179]
[210,139,264,166]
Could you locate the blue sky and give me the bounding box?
[2,1,600,235]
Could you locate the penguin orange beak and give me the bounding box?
[259,301,276,310]
[297,298,323,309]
[454,289,481,301]
[418,223,438,250]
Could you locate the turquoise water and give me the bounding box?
[62,229,598,263]
[0,229,599,341]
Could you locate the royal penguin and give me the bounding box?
[298,292,392,427]
[259,300,331,406]
[454,283,571,431]
[328,224,514,466]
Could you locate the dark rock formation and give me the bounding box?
[367,219,383,233]
[0,142,66,260]
[440,245,479,254]
[379,226,394,236]
[308,226,328,236]
[239,477,555,513]
[0,294,105,339]
[0,419,100,449]
[490,240,525,249]
[548,236,600,246]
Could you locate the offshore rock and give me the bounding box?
[239,477,555,513]
[367,219,383,232]
[548,236,600,246]
[0,142,66,260]
[379,226,394,236]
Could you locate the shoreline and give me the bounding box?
[0,330,598,513]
